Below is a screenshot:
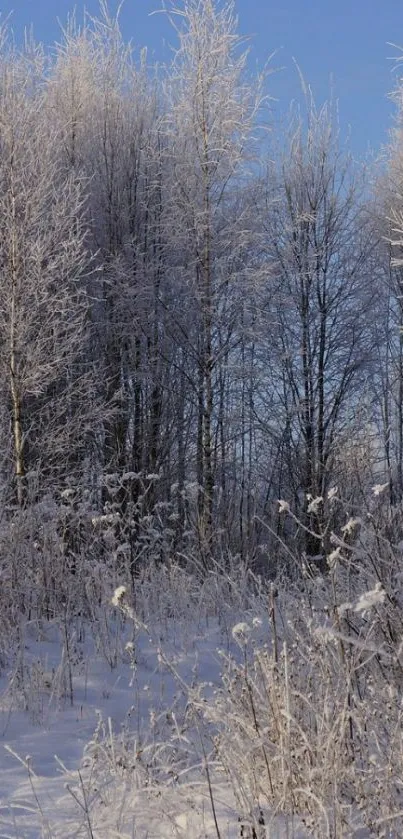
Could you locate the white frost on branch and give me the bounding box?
[111,585,127,607]
[278,499,290,513]
[307,495,323,514]
[372,482,389,497]
[341,517,361,537]
[327,546,341,569]
[354,583,386,616]
[91,513,120,527]
[232,622,251,644]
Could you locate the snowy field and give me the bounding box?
[0,631,223,835]
[0,555,400,839]
[0,569,308,839]
[0,619,235,837]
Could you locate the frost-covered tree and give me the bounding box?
[50,6,170,495]
[374,69,403,502]
[256,99,374,558]
[0,40,93,504]
[163,0,262,554]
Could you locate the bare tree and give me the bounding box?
[163,0,263,556]
[257,98,374,561]
[374,75,403,502]
[0,41,94,504]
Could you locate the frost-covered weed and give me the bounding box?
[201,495,403,837]
[5,487,403,836]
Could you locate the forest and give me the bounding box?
[1,1,403,836]
[2,0,400,568]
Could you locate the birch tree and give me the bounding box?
[0,44,93,504]
[164,0,262,555]
[50,7,169,482]
[258,100,373,560]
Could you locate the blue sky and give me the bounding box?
[2,0,403,157]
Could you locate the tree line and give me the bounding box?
[1,0,403,577]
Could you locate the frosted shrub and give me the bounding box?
[202,491,403,836]
[204,599,403,834]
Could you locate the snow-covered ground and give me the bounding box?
[0,566,384,839]
[0,600,301,839]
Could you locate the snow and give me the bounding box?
[0,563,389,838]
[372,483,389,497]
[0,609,282,838]
[353,583,386,615]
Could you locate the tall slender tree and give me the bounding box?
[164,0,262,556]
[257,99,373,560]
[0,41,93,505]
